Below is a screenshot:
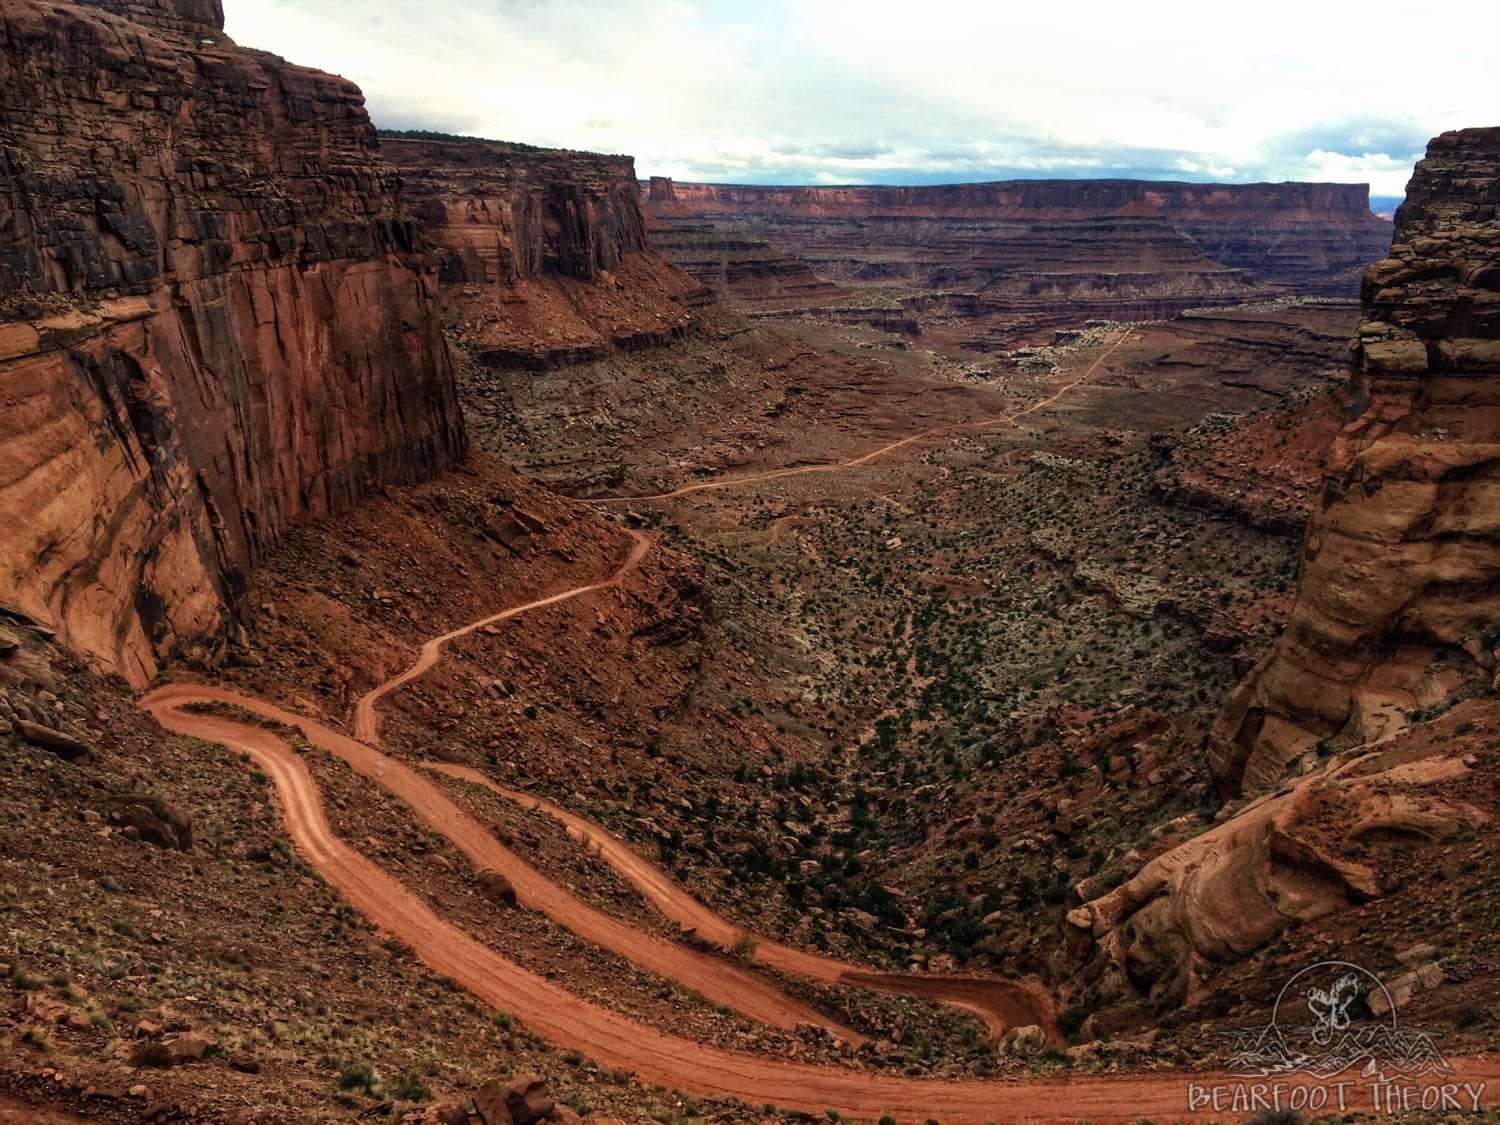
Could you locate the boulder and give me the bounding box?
[505,1075,554,1125]
[476,869,518,908]
[999,1024,1046,1056]
[106,795,194,851]
[162,1031,215,1065]
[13,719,92,763]
[472,1079,512,1125]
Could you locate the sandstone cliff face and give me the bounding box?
[0,1,464,686]
[385,140,709,371]
[643,177,1392,338]
[1068,128,1500,1004]
[1210,127,1500,795]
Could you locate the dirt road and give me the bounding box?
[427,763,1053,1043]
[597,330,1133,504]
[142,688,1500,1123]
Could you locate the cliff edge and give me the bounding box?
[1210,127,1500,794]
[0,1,465,686]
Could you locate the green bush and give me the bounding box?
[335,1061,381,1095]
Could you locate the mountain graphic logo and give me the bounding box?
[1223,960,1453,1084]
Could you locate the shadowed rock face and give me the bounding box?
[1210,127,1500,795]
[78,0,224,35]
[0,1,464,686]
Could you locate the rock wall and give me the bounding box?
[0,1,465,687]
[384,140,710,370]
[644,177,1392,339]
[1210,127,1500,794]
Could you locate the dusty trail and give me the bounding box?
[141,691,1500,1122]
[596,330,1133,504]
[147,680,857,1043]
[128,328,1500,1117]
[353,531,652,744]
[427,764,1053,1042]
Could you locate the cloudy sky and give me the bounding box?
[224,1,1500,199]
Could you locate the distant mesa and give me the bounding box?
[641,175,1394,342]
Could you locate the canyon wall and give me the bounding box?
[0,0,465,686]
[385,141,710,371]
[1208,127,1500,794]
[644,177,1392,342]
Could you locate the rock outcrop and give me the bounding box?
[1070,738,1488,1005]
[1071,127,1500,1005]
[385,140,710,371]
[643,177,1392,340]
[1210,127,1500,794]
[0,1,464,686]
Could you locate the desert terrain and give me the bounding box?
[2,3,1499,1124]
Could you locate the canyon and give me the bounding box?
[2,2,1499,1123]
[644,175,1393,346]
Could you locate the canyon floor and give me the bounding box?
[3,301,1498,1123]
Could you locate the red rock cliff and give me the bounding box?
[1210,127,1500,793]
[644,176,1393,337]
[386,139,649,286]
[0,1,465,686]
[385,140,709,371]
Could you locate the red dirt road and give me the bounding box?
[137,518,1500,1123]
[146,695,1500,1124]
[427,764,1054,1043]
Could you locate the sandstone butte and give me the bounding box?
[381,138,712,373]
[642,174,1395,339]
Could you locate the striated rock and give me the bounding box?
[643,177,1392,339]
[0,2,465,687]
[1210,127,1500,793]
[1072,744,1488,1001]
[384,139,710,371]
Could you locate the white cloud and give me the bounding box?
[222,0,1500,194]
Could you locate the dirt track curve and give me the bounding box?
[594,330,1134,504]
[139,677,1500,1123]
[135,336,1500,1120]
[427,763,1054,1043]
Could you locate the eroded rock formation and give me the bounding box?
[0,0,464,686]
[643,177,1392,340]
[384,140,710,371]
[1072,127,1500,1004]
[1210,127,1500,794]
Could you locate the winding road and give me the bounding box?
[424,763,1055,1044]
[134,329,1500,1120]
[594,330,1135,504]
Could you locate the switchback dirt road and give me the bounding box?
[427,763,1053,1043]
[136,340,1500,1120]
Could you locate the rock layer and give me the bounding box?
[385,140,709,370]
[643,177,1392,339]
[1210,127,1500,794]
[0,1,464,686]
